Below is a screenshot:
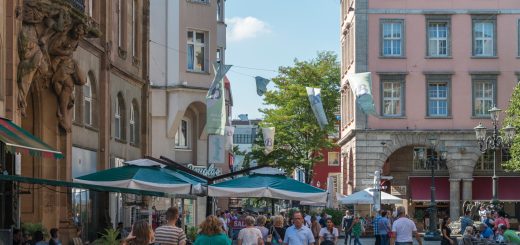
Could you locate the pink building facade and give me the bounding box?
[339,0,520,220]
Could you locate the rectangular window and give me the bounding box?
[187,31,206,72]
[217,0,223,22]
[381,20,404,57]
[175,119,189,148]
[131,0,137,57]
[472,77,496,117]
[473,16,496,57]
[427,18,450,57]
[426,75,451,117]
[117,0,122,48]
[328,152,340,166]
[381,75,405,117]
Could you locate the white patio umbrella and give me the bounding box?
[339,188,403,205]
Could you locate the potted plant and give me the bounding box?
[414,209,425,232]
[21,223,48,239]
[186,226,198,245]
[93,228,120,245]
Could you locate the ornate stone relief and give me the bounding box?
[17,0,99,132]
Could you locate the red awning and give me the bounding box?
[498,177,520,201]
[472,177,492,201]
[409,176,450,201]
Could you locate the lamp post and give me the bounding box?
[474,106,516,204]
[417,136,447,241]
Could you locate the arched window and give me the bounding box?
[84,76,92,126]
[115,93,126,140]
[129,100,139,145]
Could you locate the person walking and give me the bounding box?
[390,207,422,245]
[268,215,286,245]
[256,215,270,243]
[193,215,231,245]
[238,216,264,245]
[318,218,338,245]
[377,211,391,245]
[48,228,61,245]
[440,217,455,245]
[283,211,315,245]
[33,231,47,245]
[350,215,363,245]
[310,216,321,242]
[341,210,354,245]
[373,211,382,245]
[154,207,187,245]
[124,220,155,245]
[460,211,474,236]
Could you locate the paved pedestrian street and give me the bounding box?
[231,236,446,245]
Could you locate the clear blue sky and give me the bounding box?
[225,0,340,120]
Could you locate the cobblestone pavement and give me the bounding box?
[232,236,444,245]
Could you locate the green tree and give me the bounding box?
[253,51,340,183]
[503,84,520,171]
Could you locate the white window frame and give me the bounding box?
[328,152,340,166]
[115,98,121,139]
[129,104,135,144]
[381,20,404,57]
[216,0,223,22]
[473,17,496,57]
[328,173,343,194]
[187,30,206,72]
[427,82,449,117]
[175,118,190,149]
[473,79,496,117]
[427,21,449,57]
[84,76,92,126]
[381,80,404,117]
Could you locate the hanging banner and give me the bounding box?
[208,135,226,164]
[255,76,270,96]
[306,87,328,129]
[225,126,234,151]
[262,127,275,155]
[206,63,232,135]
[347,72,376,115]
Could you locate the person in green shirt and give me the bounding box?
[499,225,520,245]
[193,215,232,245]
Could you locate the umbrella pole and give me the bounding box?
[271,199,275,215]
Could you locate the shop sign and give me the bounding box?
[230,218,246,229]
[391,186,406,196]
[187,163,222,177]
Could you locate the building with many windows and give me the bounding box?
[0,0,150,241]
[339,0,520,220]
[149,0,230,226]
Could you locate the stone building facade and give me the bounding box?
[0,0,149,241]
[339,0,520,220]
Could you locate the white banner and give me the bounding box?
[262,127,275,155]
[306,87,328,129]
[225,126,234,151]
[208,135,225,164]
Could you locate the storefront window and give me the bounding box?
[183,199,196,227]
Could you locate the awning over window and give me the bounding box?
[0,174,184,197]
[0,117,63,159]
[409,176,450,201]
[474,176,520,201]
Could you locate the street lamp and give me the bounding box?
[474,106,516,204]
[417,136,447,241]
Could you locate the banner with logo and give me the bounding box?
[262,127,275,155]
[206,63,232,135]
[255,76,270,96]
[306,87,328,129]
[347,72,376,115]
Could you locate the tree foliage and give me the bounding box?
[251,51,340,183]
[503,84,520,171]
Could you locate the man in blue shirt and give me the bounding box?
[378,211,391,245]
[479,223,494,241]
[284,211,315,245]
[373,211,382,245]
[460,210,474,236]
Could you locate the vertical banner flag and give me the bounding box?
[262,127,275,155]
[306,87,328,129]
[347,72,376,115]
[206,62,232,135]
[225,126,234,151]
[255,76,270,96]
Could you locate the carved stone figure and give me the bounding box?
[48,23,87,132]
[16,0,99,132]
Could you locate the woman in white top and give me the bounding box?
[238,216,264,245]
[319,218,339,245]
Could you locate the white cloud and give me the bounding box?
[226,16,271,42]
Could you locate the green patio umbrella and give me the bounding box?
[208,170,327,203]
[74,159,206,195]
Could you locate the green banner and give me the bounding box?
[206,63,232,135]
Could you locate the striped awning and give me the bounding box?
[0,117,63,159]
